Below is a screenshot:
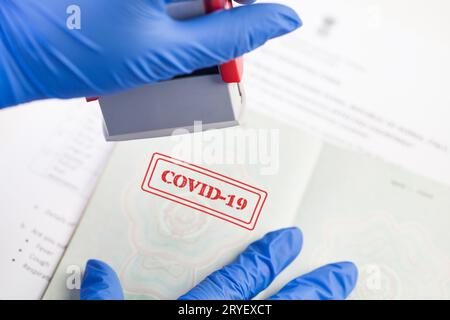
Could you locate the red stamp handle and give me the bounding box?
[204,0,231,12]
[204,0,244,83]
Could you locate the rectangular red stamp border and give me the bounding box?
[140,153,268,231]
[147,158,261,225]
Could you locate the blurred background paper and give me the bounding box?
[0,99,113,299]
[246,0,450,186]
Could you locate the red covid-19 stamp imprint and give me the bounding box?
[141,153,268,230]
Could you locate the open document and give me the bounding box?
[44,110,450,299]
[0,99,113,299]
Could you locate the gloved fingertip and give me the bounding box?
[80,259,124,300]
[85,259,111,270]
[330,261,359,295]
[264,227,303,255]
[84,259,119,279]
[289,227,303,252]
[267,226,302,237]
[314,261,359,300]
[173,3,302,73]
[268,260,358,300]
[222,3,303,47]
[280,226,303,238]
[277,4,303,31]
[334,261,359,276]
[246,226,303,274]
[256,3,302,36]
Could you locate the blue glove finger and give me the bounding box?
[178,227,303,300]
[268,262,358,300]
[80,259,124,300]
[172,3,301,74]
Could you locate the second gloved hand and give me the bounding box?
[80,227,358,300]
[0,0,301,108]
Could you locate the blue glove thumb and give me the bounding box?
[169,3,302,74]
[80,259,124,300]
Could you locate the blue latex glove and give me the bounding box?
[0,0,301,108]
[80,227,358,300]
